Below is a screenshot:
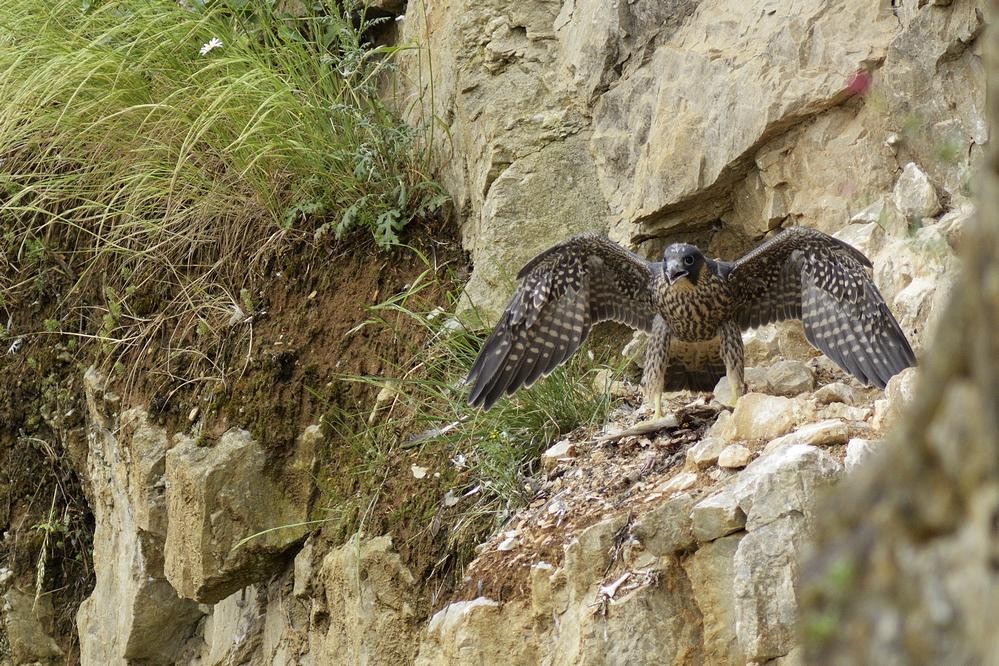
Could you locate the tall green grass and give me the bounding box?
[0,0,444,384]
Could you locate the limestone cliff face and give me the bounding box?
[391,0,983,325]
[802,8,999,663]
[379,0,987,662]
[0,1,988,664]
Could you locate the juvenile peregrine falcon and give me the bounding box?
[466,227,915,416]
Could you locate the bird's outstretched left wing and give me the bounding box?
[467,233,657,409]
[729,226,915,388]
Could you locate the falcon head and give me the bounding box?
[662,243,705,285]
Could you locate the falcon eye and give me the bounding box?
[683,255,695,266]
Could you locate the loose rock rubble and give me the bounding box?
[58,339,925,665]
[424,349,913,664]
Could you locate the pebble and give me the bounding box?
[541,439,575,470]
[762,419,849,455]
[717,444,752,469]
[686,437,728,469]
[814,382,862,406]
[845,438,882,472]
[660,471,698,494]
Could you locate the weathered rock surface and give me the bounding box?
[844,438,882,473]
[727,393,797,441]
[164,426,317,603]
[686,436,727,470]
[764,360,816,397]
[421,429,845,665]
[814,382,863,406]
[392,0,980,324]
[28,0,981,663]
[695,444,844,536]
[872,366,920,431]
[893,162,941,220]
[310,535,419,665]
[68,370,323,665]
[686,533,745,663]
[632,493,697,556]
[76,371,203,665]
[417,598,537,666]
[63,332,938,666]
[763,420,850,455]
[717,444,751,469]
[803,10,998,662]
[714,360,814,406]
[692,490,747,543]
[1,587,63,665]
[733,514,807,660]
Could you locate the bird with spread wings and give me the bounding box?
[466,226,915,418]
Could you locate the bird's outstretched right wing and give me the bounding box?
[467,233,657,409]
[729,226,915,388]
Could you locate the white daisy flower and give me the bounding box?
[199,37,223,56]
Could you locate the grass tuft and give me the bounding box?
[0,0,445,391]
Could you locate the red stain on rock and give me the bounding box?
[846,70,872,97]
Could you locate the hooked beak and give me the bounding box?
[665,259,688,285]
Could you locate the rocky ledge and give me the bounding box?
[0,322,923,666]
[418,354,916,666]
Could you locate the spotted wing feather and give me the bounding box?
[467,233,657,409]
[730,227,914,388]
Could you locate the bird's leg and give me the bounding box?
[718,320,747,401]
[643,315,670,419]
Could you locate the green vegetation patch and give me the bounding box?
[0,0,445,386]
